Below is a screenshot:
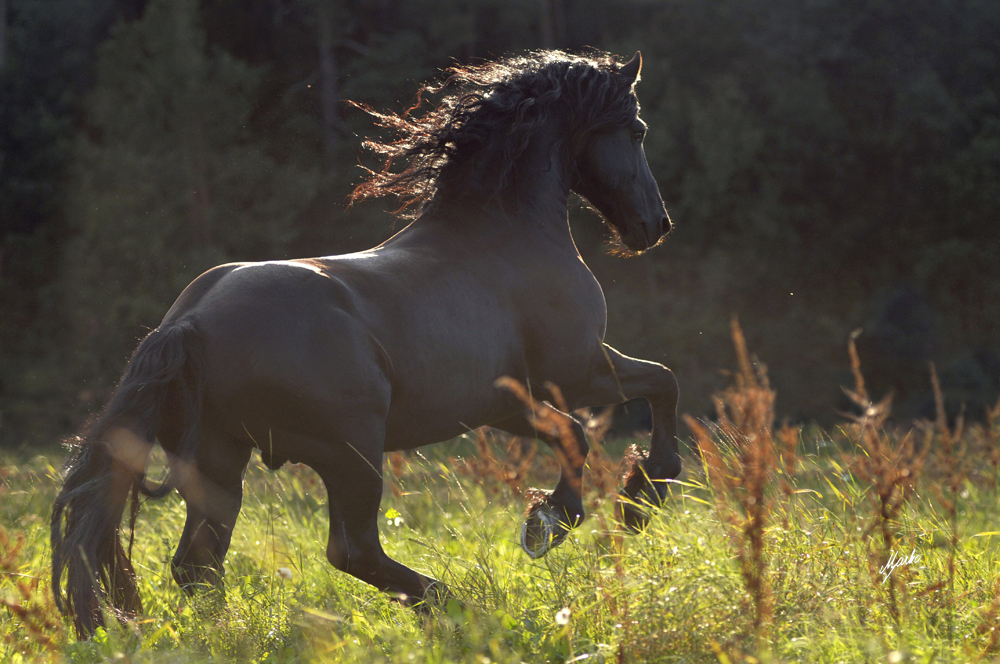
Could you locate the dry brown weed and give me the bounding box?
[683,316,785,642]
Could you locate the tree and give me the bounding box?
[61,0,317,388]
[0,0,133,445]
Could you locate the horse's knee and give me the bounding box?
[658,365,679,406]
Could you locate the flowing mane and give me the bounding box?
[349,50,640,216]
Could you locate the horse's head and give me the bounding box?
[571,53,671,254]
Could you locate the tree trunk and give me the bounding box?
[0,0,7,71]
[317,2,340,169]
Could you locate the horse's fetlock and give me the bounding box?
[651,453,682,482]
[171,558,221,592]
[326,538,350,572]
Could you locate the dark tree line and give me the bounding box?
[1,0,998,446]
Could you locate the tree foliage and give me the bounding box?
[62,0,316,386]
[0,0,998,445]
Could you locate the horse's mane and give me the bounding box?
[349,50,640,217]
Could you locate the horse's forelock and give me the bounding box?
[350,50,638,216]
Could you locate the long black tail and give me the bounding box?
[51,318,204,638]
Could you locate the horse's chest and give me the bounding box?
[519,275,606,383]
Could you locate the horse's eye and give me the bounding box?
[632,129,645,142]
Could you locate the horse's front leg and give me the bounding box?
[492,411,589,558]
[577,344,681,532]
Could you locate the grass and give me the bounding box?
[3,334,1000,662]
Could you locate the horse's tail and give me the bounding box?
[51,318,204,637]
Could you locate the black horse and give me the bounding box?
[51,50,680,637]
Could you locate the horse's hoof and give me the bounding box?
[171,559,224,595]
[425,580,452,603]
[520,505,569,558]
[409,580,452,614]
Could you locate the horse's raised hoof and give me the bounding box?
[520,506,560,558]
[520,497,572,559]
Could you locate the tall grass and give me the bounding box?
[2,334,1000,662]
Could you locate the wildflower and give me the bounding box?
[277,567,293,580]
[555,607,571,625]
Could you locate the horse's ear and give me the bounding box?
[617,51,642,85]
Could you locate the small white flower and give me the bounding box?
[277,567,293,580]
[555,607,571,625]
[887,651,904,664]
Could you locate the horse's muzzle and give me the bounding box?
[639,216,668,249]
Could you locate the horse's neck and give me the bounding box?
[419,144,577,251]
[404,194,576,260]
[388,113,585,256]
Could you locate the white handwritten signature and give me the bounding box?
[879,549,921,584]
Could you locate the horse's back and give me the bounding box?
[156,253,510,446]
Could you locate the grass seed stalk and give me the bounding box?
[683,317,779,643]
[842,330,927,626]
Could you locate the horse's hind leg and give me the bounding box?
[493,411,590,558]
[310,419,443,607]
[171,432,253,590]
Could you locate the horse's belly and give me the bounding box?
[382,418,477,451]
[379,340,599,451]
[381,362,516,451]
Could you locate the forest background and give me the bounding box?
[0,0,998,449]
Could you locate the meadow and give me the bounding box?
[2,328,1000,663]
